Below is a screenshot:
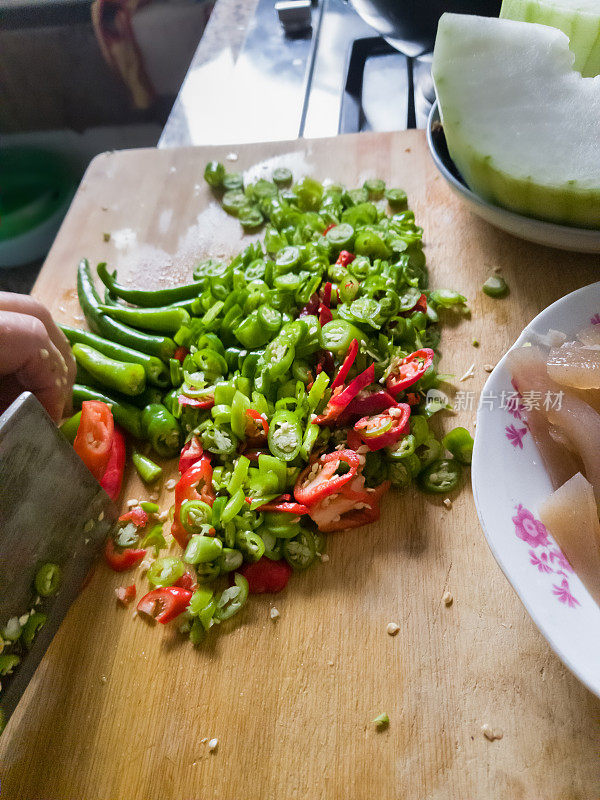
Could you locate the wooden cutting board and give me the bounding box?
[1,132,599,800]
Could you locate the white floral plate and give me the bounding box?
[472,282,600,698]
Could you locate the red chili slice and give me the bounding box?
[314,363,375,426]
[245,409,269,438]
[118,507,149,527]
[174,569,198,592]
[310,480,390,532]
[116,584,136,605]
[178,435,204,474]
[104,539,146,572]
[294,449,361,506]
[99,426,126,501]
[299,292,320,317]
[240,558,292,593]
[400,293,427,317]
[354,405,410,451]
[178,394,214,409]
[73,400,114,482]
[171,457,215,547]
[386,348,434,397]
[173,346,189,363]
[336,250,355,267]
[318,304,333,326]
[331,338,359,391]
[137,587,192,624]
[321,282,333,307]
[257,495,310,514]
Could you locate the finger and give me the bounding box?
[0,311,70,422]
[0,292,76,388]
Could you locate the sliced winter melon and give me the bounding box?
[501,0,600,77]
[432,14,600,229]
[539,472,600,605]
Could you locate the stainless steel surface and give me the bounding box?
[160,0,323,146]
[160,0,437,146]
[0,392,117,727]
[302,0,375,138]
[275,0,312,34]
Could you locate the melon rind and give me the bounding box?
[432,14,600,229]
[501,0,600,78]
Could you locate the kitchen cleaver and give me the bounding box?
[0,392,117,731]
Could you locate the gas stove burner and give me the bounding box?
[339,36,434,133]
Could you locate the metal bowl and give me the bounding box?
[426,102,600,254]
[348,0,501,55]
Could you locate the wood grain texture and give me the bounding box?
[1,132,599,800]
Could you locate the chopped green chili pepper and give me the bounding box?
[235,529,265,562]
[363,178,385,199]
[142,525,167,556]
[140,501,159,514]
[0,654,21,676]
[132,451,163,483]
[214,573,249,621]
[385,188,408,210]
[267,411,302,462]
[418,458,462,494]
[273,167,292,187]
[184,535,223,564]
[34,562,61,597]
[482,275,509,298]
[147,557,185,588]
[204,160,225,188]
[22,612,47,649]
[282,529,316,570]
[373,713,389,730]
[442,427,474,465]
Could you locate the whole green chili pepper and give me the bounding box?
[72,343,146,397]
[96,261,202,308]
[60,325,169,388]
[72,384,142,438]
[98,303,190,335]
[60,411,82,443]
[77,260,176,360]
[141,404,181,457]
[132,451,163,483]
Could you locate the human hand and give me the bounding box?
[0,292,76,423]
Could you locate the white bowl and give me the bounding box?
[426,103,600,254]
[472,281,600,698]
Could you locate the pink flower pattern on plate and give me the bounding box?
[513,505,550,547]
[505,424,528,448]
[552,579,580,608]
[512,505,579,609]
